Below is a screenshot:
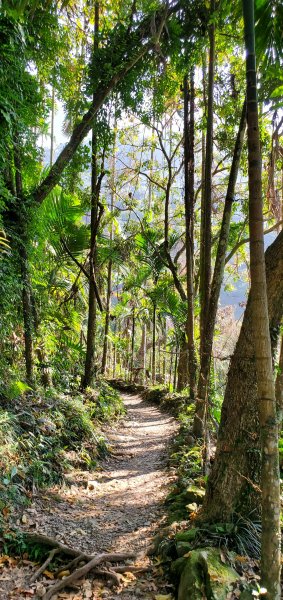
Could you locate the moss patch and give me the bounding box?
[176,547,240,600]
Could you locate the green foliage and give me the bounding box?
[86,380,126,422]
[174,516,261,559]
[0,382,123,512]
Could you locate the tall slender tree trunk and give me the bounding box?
[173,341,178,390]
[193,101,246,436]
[196,10,215,434]
[82,2,100,389]
[163,319,167,384]
[13,141,34,383]
[183,68,197,400]
[198,56,206,300]
[101,261,112,375]
[21,249,34,384]
[199,13,214,351]
[152,302,156,385]
[169,349,173,389]
[50,84,55,167]
[136,323,147,384]
[130,310,136,382]
[148,124,155,212]
[177,334,188,391]
[101,125,116,374]
[276,335,283,421]
[243,2,280,594]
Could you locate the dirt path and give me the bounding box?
[5,393,178,599]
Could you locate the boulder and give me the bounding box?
[177,547,240,600]
[176,542,193,557]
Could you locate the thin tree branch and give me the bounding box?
[225,220,283,264]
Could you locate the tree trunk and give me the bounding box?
[199,5,215,352]
[101,125,116,374]
[177,334,188,391]
[198,54,206,299]
[50,84,55,167]
[130,310,135,382]
[201,233,283,588]
[21,249,34,384]
[101,260,112,375]
[81,3,100,390]
[13,141,34,383]
[31,293,52,387]
[275,335,283,421]
[192,101,246,436]
[152,303,156,385]
[173,342,178,390]
[243,1,280,593]
[183,69,197,401]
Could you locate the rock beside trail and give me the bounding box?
[184,485,205,504]
[172,547,240,600]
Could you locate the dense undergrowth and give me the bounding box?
[0,379,125,518]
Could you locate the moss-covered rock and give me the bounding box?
[177,547,240,600]
[184,485,205,504]
[177,548,205,600]
[171,557,188,578]
[176,541,193,557]
[175,528,199,542]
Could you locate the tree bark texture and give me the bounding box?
[177,334,189,392]
[82,3,100,390]
[243,1,280,595]
[183,69,197,400]
[275,336,283,422]
[14,141,34,383]
[201,229,283,591]
[152,303,156,385]
[199,2,215,355]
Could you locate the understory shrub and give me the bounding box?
[0,380,124,514]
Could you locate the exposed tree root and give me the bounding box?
[23,532,90,560]
[93,568,122,587]
[21,530,135,600]
[53,554,84,577]
[42,552,134,600]
[30,548,60,583]
[111,564,151,574]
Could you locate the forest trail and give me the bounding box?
[6,393,178,599]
